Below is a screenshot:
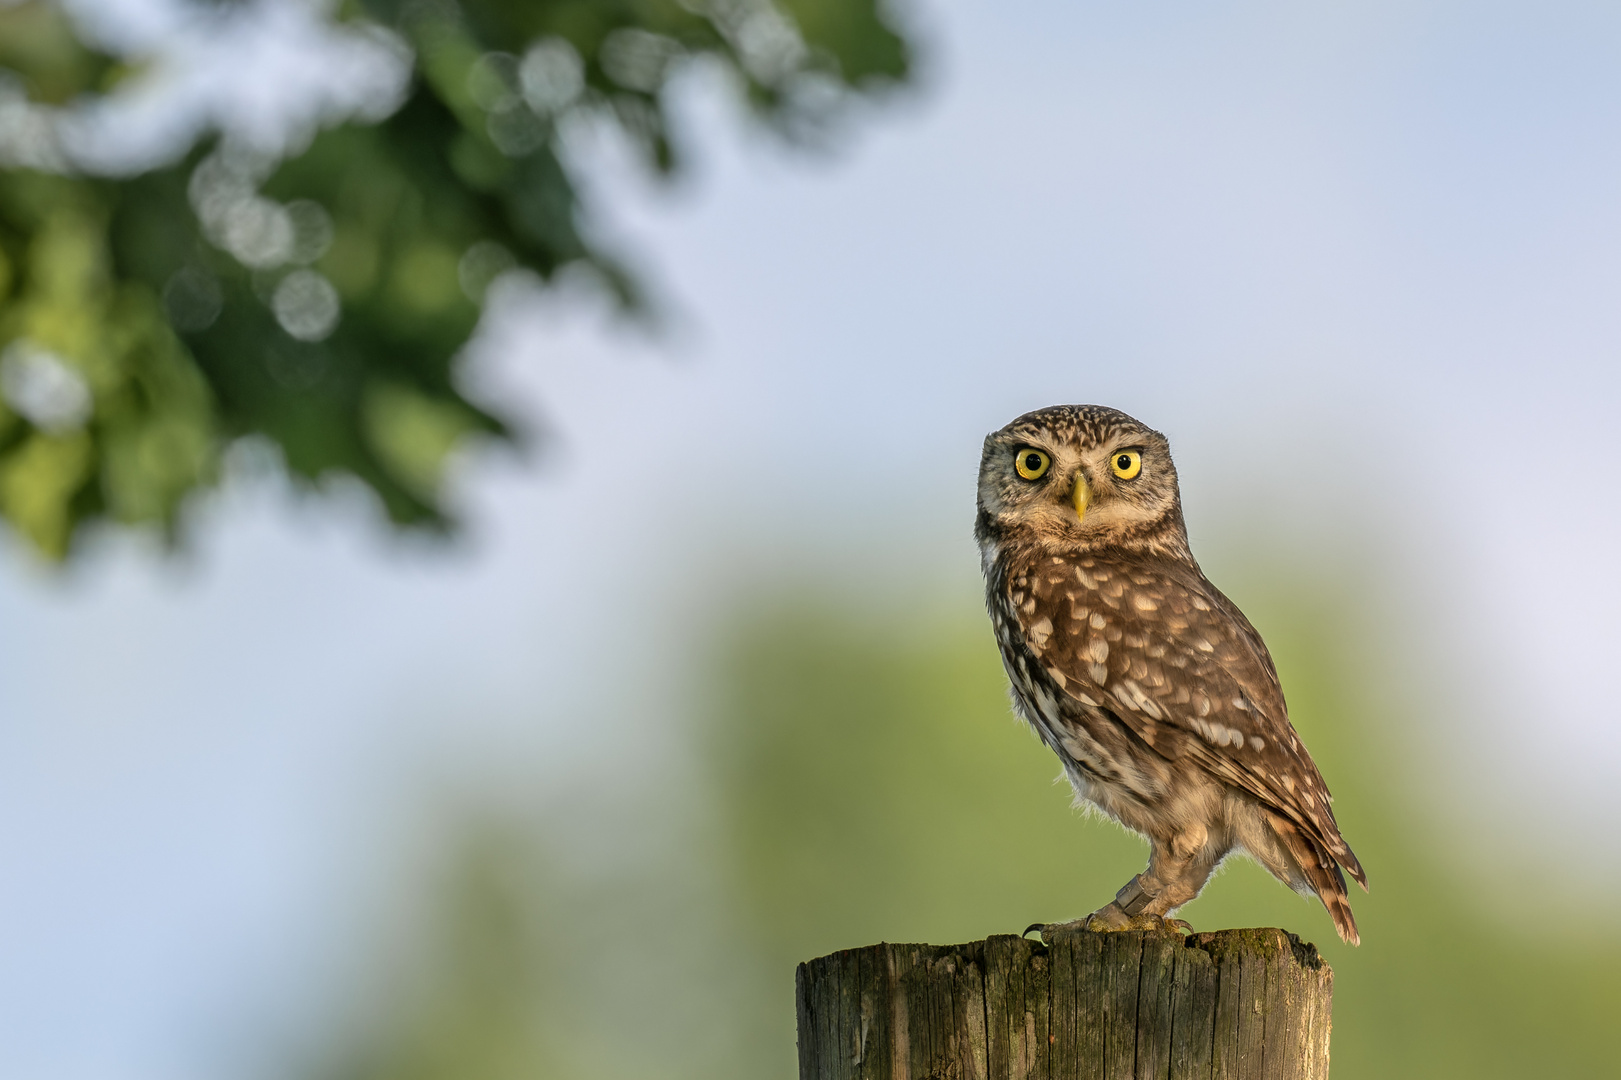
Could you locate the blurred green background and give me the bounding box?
[3,1,1620,1079]
[316,565,1618,1080]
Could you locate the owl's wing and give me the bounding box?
[1019,555,1365,888]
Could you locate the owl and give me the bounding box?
[975,405,1366,944]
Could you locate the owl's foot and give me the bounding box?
[1027,905,1192,942]
[1083,902,1170,933]
[1103,874,1192,932]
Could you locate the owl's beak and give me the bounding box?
[1072,473,1090,521]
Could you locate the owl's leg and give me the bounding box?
[1075,832,1218,934]
[1135,836,1220,915]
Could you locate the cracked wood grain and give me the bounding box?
[798,928,1332,1080]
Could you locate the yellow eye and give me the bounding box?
[1111,450,1142,480]
[1014,448,1050,480]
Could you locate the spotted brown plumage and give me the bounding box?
[976,404,1366,943]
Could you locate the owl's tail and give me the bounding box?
[1273,816,1360,946]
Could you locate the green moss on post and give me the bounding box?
[796,928,1332,1080]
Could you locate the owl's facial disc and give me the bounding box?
[976,405,1192,561]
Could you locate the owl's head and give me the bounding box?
[975,404,1191,559]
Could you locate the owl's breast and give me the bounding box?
[987,590,1054,729]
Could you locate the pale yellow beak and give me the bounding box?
[1072,473,1090,521]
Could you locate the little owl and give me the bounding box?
[976,404,1365,943]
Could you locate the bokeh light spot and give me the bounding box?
[466,51,521,112]
[519,38,583,114]
[161,266,223,333]
[457,239,515,303]
[0,341,91,431]
[272,269,340,342]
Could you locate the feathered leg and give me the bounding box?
[1076,828,1219,933]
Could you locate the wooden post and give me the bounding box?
[796,927,1332,1080]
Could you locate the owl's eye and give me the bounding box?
[1014,448,1051,480]
[1111,450,1143,480]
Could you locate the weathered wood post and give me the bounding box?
[796,927,1332,1080]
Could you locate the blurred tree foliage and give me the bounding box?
[0,0,910,558]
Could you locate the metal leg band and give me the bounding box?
[1115,874,1154,916]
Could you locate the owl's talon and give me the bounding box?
[1022,923,1045,938]
[1164,917,1193,934]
